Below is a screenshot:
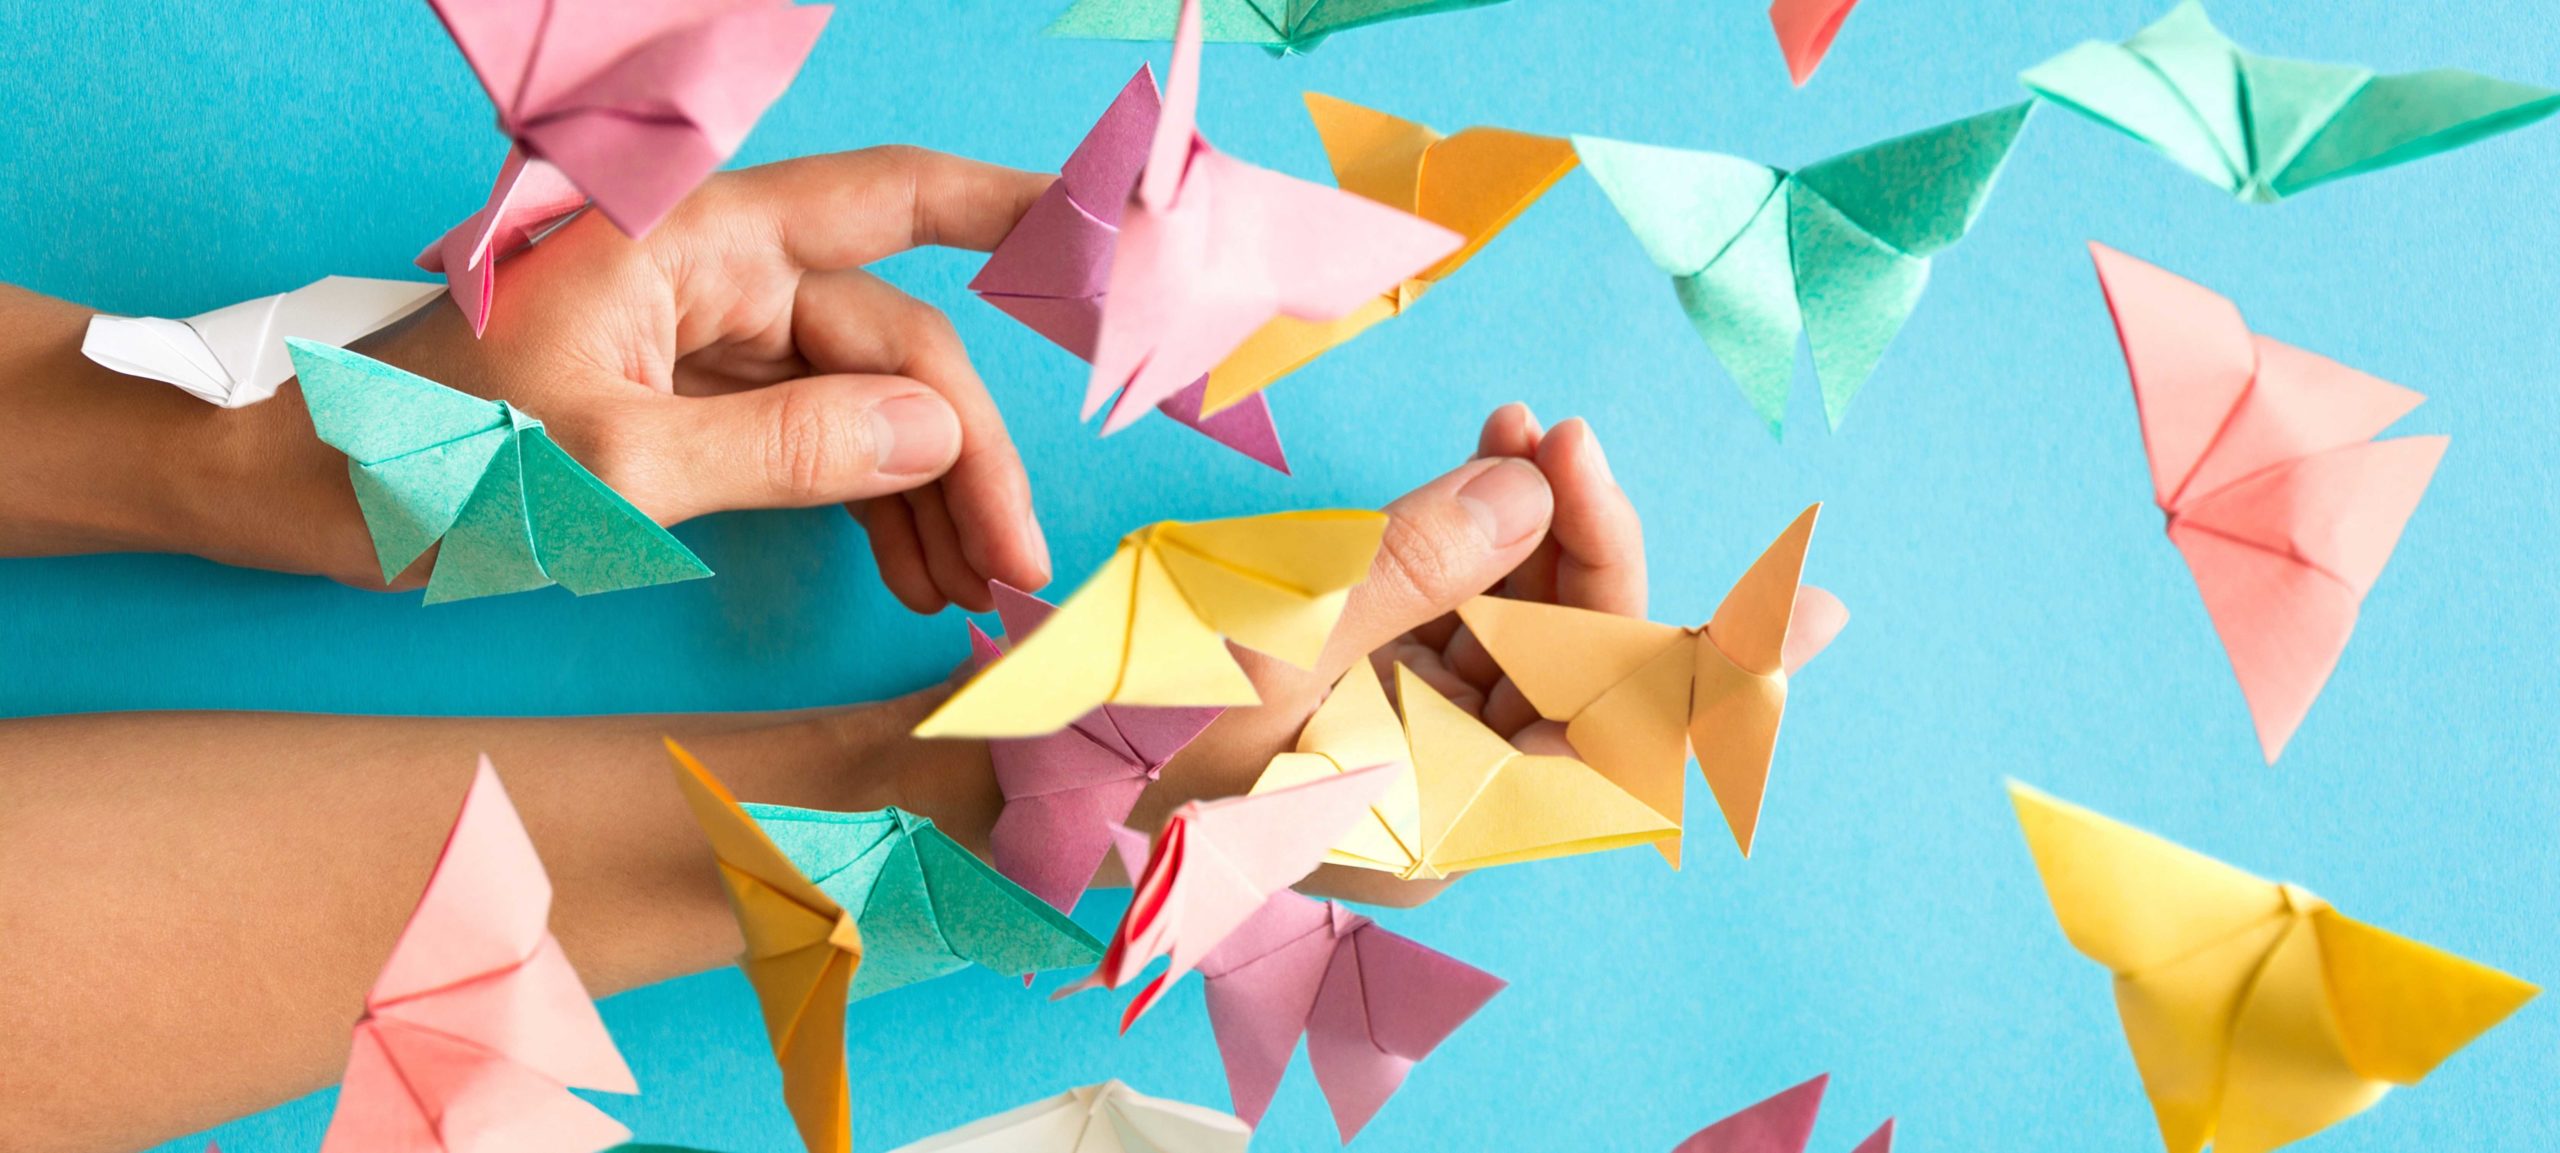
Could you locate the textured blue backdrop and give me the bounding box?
[2,1,2554,1150]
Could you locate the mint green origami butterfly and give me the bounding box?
[744,804,1103,998]
[287,340,711,604]
[2024,1,2559,203]
[1575,102,2033,438]
[1046,0,1511,54]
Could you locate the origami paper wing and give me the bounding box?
[82,277,439,408]
[974,581,1225,914]
[1576,102,2031,436]
[1196,93,1577,415]
[1198,890,1504,1140]
[2089,244,2446,762]
[287,340,712,603]
[2023,1,2559,203]
[418,150,591,336]
[972,66,1290,473]
[1768,0,1865,87]
[1672,1074,1893,1153]
[887,1080,1251,1153]
[1083,0,1463,434]
[669,740,863,1153]
[2010,783,2537,1153]
[319,757,635,1153]
[1046,0,1514,54]
[1458,505,1845,865]
[1063,765,1396,1025]
[427,0,832,240]
[916,510,1387,738]
[1252,662,1677,878]
[740,802,1102,998]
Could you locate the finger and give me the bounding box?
[1536,419,1647,617]
[903,484,994,613]
[1474,402,1542,459]
[631,373,964,521]
[1482,678,1542,739]
[1373,640,1484,716]
[1324,456,1555,670]
[794,271,1049,591]
[721,146,1056,270]
[854,497,944,614]
[1783,585,1850,673]
[1512,721,1579,758]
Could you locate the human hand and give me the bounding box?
[889,404,1655,908]
[134,148,1057,608]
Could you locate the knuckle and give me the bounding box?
[1373,511,1475,610]
[762,389,877,504]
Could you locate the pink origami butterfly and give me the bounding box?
[1768,0,1864,86]
[415,150,589,336]
[318,757,636,1153]
[971,66,1290,472]
[1676,1074,1892,1153]
[1060,765,1394,1025]
[1083,0,1462,435]
[970,580,1225,914]
[2093,243,2447,762]
[1200,890,1504,1141]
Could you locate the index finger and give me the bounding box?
[731,146,1056,271]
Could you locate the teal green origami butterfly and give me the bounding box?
[287,340,711,604]
[1046,0,1510,54]
[1575,102,2033,438]
[742,804,1103,998]
[2024,1,2559,203]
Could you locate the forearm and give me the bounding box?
[0,696,998,1153]
[0,285,381,579]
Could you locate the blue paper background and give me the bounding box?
[3,1,2555,1149]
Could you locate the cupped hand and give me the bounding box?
[269,147,1055,611]
[1138,403,1650,907]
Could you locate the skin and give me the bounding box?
[0,148,1651,1153]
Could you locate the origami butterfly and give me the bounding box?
[971,66,1290,472]
[287,340,712,603]
[81,277,439,408]
[425,0,832,240]
[741,802,1102,998]
[2023,1,2559,204]
[915,510,1387,738]
[887,1080,1250,1153]
[669,740,863,1153]
[2010,783,2537,1153]
[418,150,590,337]
[1081,0,1462,435]
[319,757,636,1153]
[1061,766,1396,1025]
[1576,102,2033,436]
[969,581,1225,914]
[1252,661,1676,879]
[1046,0,1514,55]
[1196,93,1577,417]
[1457,505,1846,865]
[1673,1074,1892,1153]
[1198,890,1504,1140]
[1768,0,1866,87]
[2091,243,2447,762]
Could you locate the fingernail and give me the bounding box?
[1576,422,1614,485]
[1457,458,1550,548]
[872,394,960,477]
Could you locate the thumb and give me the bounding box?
[643,374,964,520]
[1325,456,1555,670]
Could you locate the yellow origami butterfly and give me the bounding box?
[1252,661,1676,879]
[2011,783,2537,1153]
[916,511,1387,738]
[668,739,862,1153]
[1199,93,1579,415]
[1456,504,1839,865]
